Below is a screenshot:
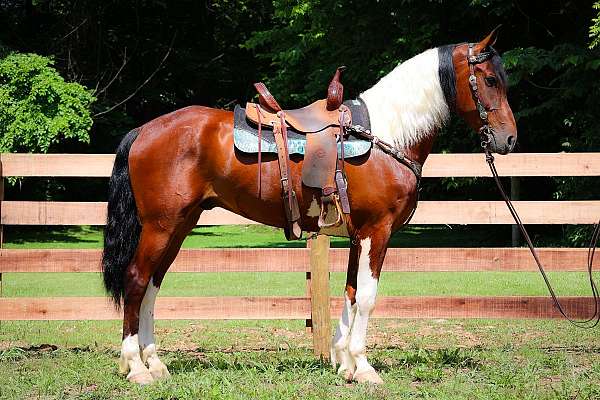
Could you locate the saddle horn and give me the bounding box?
[326,66,346,111]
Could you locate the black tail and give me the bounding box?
[102,129,141,307]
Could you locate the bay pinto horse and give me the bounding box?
[102,28,516,385]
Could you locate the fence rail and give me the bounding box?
[0,296,595,321]
[1,152,599,359]
[0,248,597,273]
[3,153,600,177]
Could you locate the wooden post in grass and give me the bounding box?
[308,234,331,361]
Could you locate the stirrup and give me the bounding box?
[318,193,344,229]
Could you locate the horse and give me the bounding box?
[101,27,516,385]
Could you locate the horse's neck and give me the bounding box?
[405,131,437,166]
[360,47,450,155]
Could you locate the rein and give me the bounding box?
[468,43,600,328]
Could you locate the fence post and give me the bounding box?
[308,233,331,361]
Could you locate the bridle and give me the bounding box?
[467,43,496,149]
[467,43,600,328]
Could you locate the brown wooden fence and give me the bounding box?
[1,153,599,357]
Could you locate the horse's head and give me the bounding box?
[453,27,517,154]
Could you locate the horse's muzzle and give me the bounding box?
[489,131,516,155]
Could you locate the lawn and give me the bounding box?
[1,225,599,399]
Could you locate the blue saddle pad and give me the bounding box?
[233,99,372,158]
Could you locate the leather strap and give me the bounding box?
[254,82,282,113]
[255,104,262,198]
[272,112,301,240]
[336,108,350,214]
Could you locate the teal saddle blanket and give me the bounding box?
[233,99,372,157]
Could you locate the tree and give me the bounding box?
[591,1,600,49]
[0,52,95,153]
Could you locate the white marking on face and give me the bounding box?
[361,48,450,149]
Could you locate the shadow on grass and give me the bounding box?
[185,231,220,237]
[4,224,521,249]
[166,349,327,374]
[370,347,481,372]
[4,226,100,245]
[161,346,483,375]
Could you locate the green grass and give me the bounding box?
[1,320,599,399]
[3,224,518,249]
[3,271,600,298]
[1,225,599,399]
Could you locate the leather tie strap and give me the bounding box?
[254,82,282,113]
[279,112,293,217]
[270,111,301,240]
[336,108,350,214]
[255,104,263,198]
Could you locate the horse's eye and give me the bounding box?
[484,76,497,87]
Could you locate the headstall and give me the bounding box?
[467,43,496,151]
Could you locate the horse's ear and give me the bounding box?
[476,25,501,51]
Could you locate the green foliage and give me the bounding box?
[0,52,95,153]
[591,1,600,48]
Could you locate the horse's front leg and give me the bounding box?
[347,227,390,384]
[331,244,359,381]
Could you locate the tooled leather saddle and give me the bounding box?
[244,67,354,240]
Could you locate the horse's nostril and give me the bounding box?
[507,135,516,148]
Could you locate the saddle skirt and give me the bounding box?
[233,99,372,157]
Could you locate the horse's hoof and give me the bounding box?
[149,364,171,380]
[339,368,354,382]
[127,369,155,385]
[353,369,384,385]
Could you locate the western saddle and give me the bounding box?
[245,67,352,240]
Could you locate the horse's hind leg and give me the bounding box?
[137,209,202,380]
[118,222,175,384]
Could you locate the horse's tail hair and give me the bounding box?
[102,129,141,307]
